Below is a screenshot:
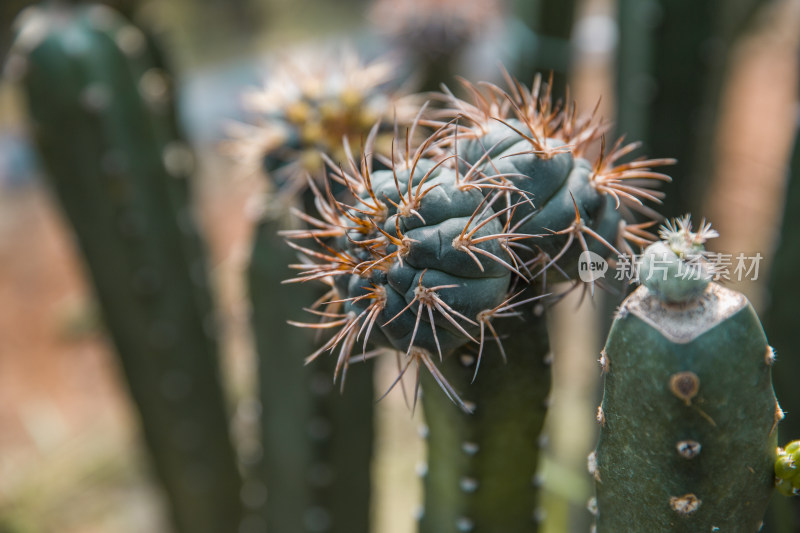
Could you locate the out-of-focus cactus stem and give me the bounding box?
[9,3,243,532]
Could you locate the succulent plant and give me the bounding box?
[592,216,779,532]
[230,48,413,532]
[286,72,673,395]
[225,49,414,206]
[249,218,374,533]
[367,0,506,91]
[615,0,768,218]
[9,3,243,532]
[284,71,674,532]
[776,441,800,497]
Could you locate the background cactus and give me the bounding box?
[763,117,800,531]
[230,50,408,531]
[615,0,769,218]
[284,72,674,532]
[511,0,577,96]
[9,3,244,532]
[593,217,779,531]
[225,50,409,204]
[367,0,506,92]
[249,216,375,533]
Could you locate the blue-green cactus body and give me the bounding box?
[593,230,779,531]
[11,4,242,532]
[456,126,625,276]
[323,161,513,359]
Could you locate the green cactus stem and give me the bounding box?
[511,0,577,96]
[615,0,769,218]
[419,297,551,533]
[10,4,243,532]
[248,216,374,533]
[593,217,779,532]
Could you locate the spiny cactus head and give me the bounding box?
[285,71,675,410]
[284,130,541,412]
[659,215,719,258]
[432,72,674,281]
[224,48,414,204]
[639,216,717,304]
[776,441,800,496]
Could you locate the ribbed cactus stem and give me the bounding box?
[593,218,779,531]
[248,218,374,533]
[10,4,243,532]
[419,300,551,533]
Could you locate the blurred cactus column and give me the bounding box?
[615,0,769,218]
[764,109,800,532]
[248,215,375,533]
[8,3,243,532]
[228,51,409,533]
[368,0,507,92]
[511,0,577,96]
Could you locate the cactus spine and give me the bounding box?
[593,217,778,531]
[10,4,243,532]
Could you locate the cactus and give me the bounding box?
[226,49,411,204]
[615,0,769,218]
[230,50,409,531]
[9,3,243,532]
[248,217,374,533]
[592,217,779,531]
[775,441,800,497]
[418,301,551,533]
[763,124,800,532]
[367,0,506,92]
[511,0,577,96]
[284,71,674,532]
